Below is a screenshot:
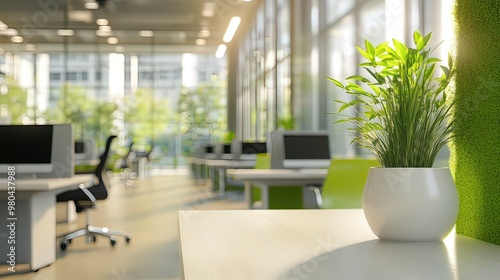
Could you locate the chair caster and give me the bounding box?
[110,238,116,246]
[125,236,131,243]
[60,241,69,251]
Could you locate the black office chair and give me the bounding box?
[120,141,134,188]
[57,135,131,250]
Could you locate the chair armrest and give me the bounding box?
[78,183,97,207]
[306,185,323,208]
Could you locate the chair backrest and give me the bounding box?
[121,141,134,168]
[255,153,271,169]
[95,135,118,190]
[321,158,380,209]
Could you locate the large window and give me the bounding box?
[234,0,452,162]
[0,49,227,169]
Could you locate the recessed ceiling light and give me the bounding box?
[96,18,109,26]
[139,30,154,37]
[11,36,23,44]
[199,28,211,38]
[195,39,206,46]
[57,29,74,36]
[107,37,119,44]
[202,2,216,17]
[96,30,112,37]
[99,25,112,32]
[25,44,36,51]
[85,2,99,9]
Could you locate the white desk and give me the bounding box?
[186,157,210,184]
[204,159,256,196]
[0,174,93,271]
[226,168,328,208]
[178,209,500,280]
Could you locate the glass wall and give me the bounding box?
[234,0,452,163]
[0,48,227,169]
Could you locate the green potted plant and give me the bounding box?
[328,31,458,242]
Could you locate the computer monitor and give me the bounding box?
[74,140,95,161]
[75,141,85,154]
[0,125,54,174]
[220,144,233,159]
[0,124,74,178]
[231,141,267,160]
[282,132,331,168]
[268,131,331,169]
[203,145,217,159]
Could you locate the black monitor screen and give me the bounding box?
[75,141,85,154]
[242,142,267,154]
[0,125,53,164]
[204,146,214,153]
[283,135,330,160]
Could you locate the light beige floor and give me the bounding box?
[1,171,246,280]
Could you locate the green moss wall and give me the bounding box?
[450,0,500,245]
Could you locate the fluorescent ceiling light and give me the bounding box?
[11,36,23,43]
[0,20,8,31]
[107,37,119,44]
[0,28,18,36]
[57,29,74,36]
[215,44,227,58]
[223,16,241,43]
[195,39,206,46]
[139,30,154,37]
[96,18,109,26]
[85,2,99,9]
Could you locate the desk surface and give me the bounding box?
[178,209,500,280]
[227,168,327,185]
[0,174,93,191]
[204,159,256,168]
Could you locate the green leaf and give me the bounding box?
[346,75,371,83]
[326,77,345,89]
[413,30,423,49]
[356,46,372,61]
[392,39,407,59]
[365,40,376,56]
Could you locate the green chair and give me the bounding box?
[315,158,380,209]
[251,153,303,209]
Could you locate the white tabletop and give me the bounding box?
[227,168,327,185]
[178,209,500,280]
[0,174,93,191]
[204,159,256,168]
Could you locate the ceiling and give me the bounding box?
[0,0,258,53]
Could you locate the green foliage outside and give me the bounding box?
[277,115,295,130]
[124,88,170,153]
[46,83,118,150]
[0,76,29,124]
[329,31,455,167]
[177,82,227,155]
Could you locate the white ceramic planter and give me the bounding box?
[362,168,459,242]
